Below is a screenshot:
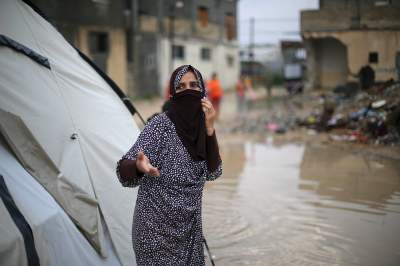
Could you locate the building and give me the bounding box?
[239,44,283,85]
[281,41,306,94]
[301,0,400,90]
[30,0,130,94]
[137,0,240,96]
[30,0,240,97]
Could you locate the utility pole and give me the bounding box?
[249,17,255,80]
[131,0,139,97]
[169,1,184,75]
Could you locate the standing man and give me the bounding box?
[207,72,223,119]
[358,64,375,90]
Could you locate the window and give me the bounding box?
[201,48,211,61]
[226,55,234,67]
[198,6,208,27]
[369,52,378,63]
[225,13,236,41]
[89,32,109,53]
[172,45,185,60]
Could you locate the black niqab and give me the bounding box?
[166,89,206,161]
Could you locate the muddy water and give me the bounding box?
[203,139,400,266]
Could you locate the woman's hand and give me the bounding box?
[201,98,216,136]
[136,151,160,177]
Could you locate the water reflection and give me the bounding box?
[203,141,400,266]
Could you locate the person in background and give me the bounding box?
[357,64,375,90]
[116,65,222,266]
[207,72,223,119]
[236,75,248,117]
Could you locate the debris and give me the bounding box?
[371,100,386,109]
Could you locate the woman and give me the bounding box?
[116,65,222,265]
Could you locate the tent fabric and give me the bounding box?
[0,108,101,252]
[0,34,50,69]
[0,139,121,266]
[0,174,40,266]
[0,0,141,265]
[74,49,140,118]
[0,197,28,266]
[0,45,106,256]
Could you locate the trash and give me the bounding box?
[371,100,386,109]
[266,122,279,132]
[329,134,356,142]
[276,126,287,134]
[333,82,359,98]
[307,129,317,136]
[349,107,368,120]
[350,130,369,143]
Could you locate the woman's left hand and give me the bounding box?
[201,98,216,136]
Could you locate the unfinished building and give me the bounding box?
[301,0,400,90]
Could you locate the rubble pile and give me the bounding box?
[301,81,400,146]
[225,81,400,146]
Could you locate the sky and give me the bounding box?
[238,0,319,46]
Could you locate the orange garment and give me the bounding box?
[207,79,223,100]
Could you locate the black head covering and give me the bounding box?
[166,65,207,161]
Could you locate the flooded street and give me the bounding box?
[203,138,400,266]
[133,90,400,265]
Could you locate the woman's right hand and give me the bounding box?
[136,151,160,177]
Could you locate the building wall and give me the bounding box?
[77,26,128,93]
[337,30,400,81]
[31,0,129,94]
[304,30,400,89]
[134,0,239,96]
[302,0,400,90]
[302,2,400,32]
[158,37,239,95]
[315,38,348,89]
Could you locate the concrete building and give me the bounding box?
[281,41,306,93]
[30,0,130,94]
[136,0,240,96]
[301,0,400,90]
[30,0,239,97]
[239,44,283,85]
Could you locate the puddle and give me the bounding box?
[203,140,400,265]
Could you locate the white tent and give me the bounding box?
[0,0,140,265]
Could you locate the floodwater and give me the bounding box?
[203,138,400,266]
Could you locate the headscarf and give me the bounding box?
[166,65,207,161]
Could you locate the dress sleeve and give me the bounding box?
[116,115,165,187]
[205,131,222,181]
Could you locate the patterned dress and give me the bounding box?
[117,113,222,265]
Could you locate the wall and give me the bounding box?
[31,0,126,27]
[315,38,348,89]
[301,1,400,32]
[77,26,128,93]
[304,30,400,89]
[158,37,239,95]
[339,30,400,81]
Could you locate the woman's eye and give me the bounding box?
[190,82,199,89]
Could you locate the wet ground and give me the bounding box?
[132,89,400,266]
[203,138,400,266]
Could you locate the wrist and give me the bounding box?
[206,127,215,136]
